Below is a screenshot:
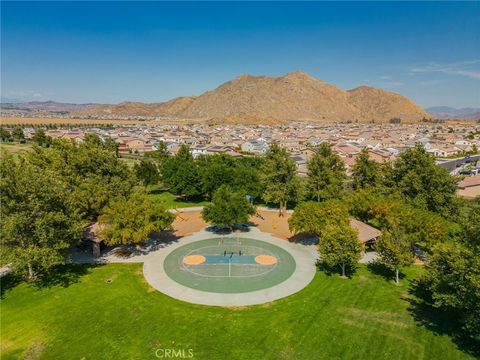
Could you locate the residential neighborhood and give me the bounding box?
[9,121,479,177]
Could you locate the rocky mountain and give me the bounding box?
[74,71,431,123]
[426,106,480,120]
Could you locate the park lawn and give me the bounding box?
[0,142,33,158]
[147,185,210,209]
[0,264,472,360]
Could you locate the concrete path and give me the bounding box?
[143,227,318,307]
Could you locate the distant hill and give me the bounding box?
[73,71,431,123]
[426,106,480,120]
[1,101,98,116]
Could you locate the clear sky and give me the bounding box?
[1,1,479,108]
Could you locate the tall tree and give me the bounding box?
[12,126,25,141]
[26,138,135,220]
[306,143,346,201]
[99,191,175,246]
[289,200,362,277]
[375,229,414,284]
[418,203,480,341]
[0,127,11,141]
[33,128,48,146]
[392,144,458,217]
[162,144,201,199]
[201,185,255,228]
[232,156,264,201]
[0,156,82,280]
[148,141,170,164]
[352,148,381,189]
[261,143,300,215]
[318,223,362,277]
[134,160,160,186]
[198,154,235,198]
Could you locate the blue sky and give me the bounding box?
[1,1,479,108]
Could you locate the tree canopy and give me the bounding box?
[261,143,300,213]
[392,144,459,217]
[0,156,82,280]
[98,191,175,246]
[375,229,414,284]
[289,200,362,277]
[201,185,255,228]
[134,160,160,187]
[419,204,480,342]
[352,148,382,189]
[161,144,201,199]
[306,143,346,201]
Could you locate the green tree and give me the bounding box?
[0,127,11,141]
[99,191,175,246]
[419,205,480,341]
[289,200,363,277]
[198,154,235,198]
[162,144,201,199]
[134,160,160,186]
[12,126,25,141]
[232,157,264,200]
[26,138,135,220]
[375,229,414,284]
[289,200,350,235]
[261,143,300,214]
[352,148,381,189]
[201,185,255,228]
[318,223,362,277]
[392,144,458,217]
[148,141,170,164]
[0,156,82,280]
[33,128,48,146]
[347,190,450,254]
[306,143,346,201]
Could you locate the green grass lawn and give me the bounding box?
[1,264,473,360]
[0,142,33,158]
[147,185,210,209]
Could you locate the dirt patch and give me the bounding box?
[249,210,294,240]
[23,341,46,360]
[171,211,208,237]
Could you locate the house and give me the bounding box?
[457,174,480,199]
[241,140,269,154]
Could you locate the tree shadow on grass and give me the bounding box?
[32,263,97,289]
[367,261,406,283]
[407,279,480,357]
[1,263,98,299]
[316,261,357,279]
[1,272,23,299]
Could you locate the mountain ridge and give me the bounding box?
[6,72,433,123]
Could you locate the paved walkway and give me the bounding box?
[143,227,318,307]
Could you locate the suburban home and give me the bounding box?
[457,174,480,199]
[241,140,269,154]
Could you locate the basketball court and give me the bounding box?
[143,227,318,306]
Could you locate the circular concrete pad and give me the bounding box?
[164,238,294,293]
[143,228,318,306]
